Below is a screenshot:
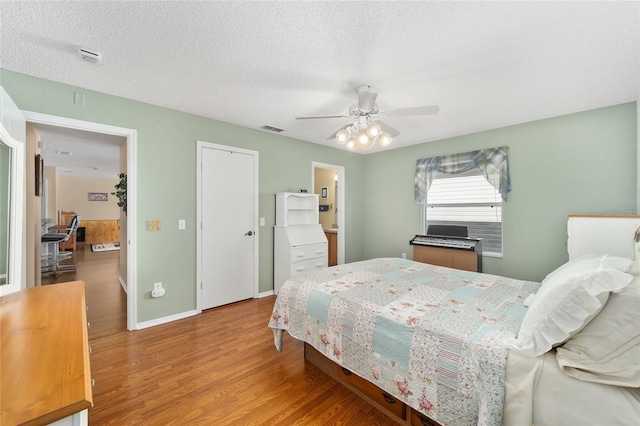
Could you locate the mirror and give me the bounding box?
[0,140,10,285]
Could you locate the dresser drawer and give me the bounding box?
[292,243,327,261]
[291,257,327,275]
[411,410,442,426]
[337,366,406,420]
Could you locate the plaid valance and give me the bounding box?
[415,146,511,204]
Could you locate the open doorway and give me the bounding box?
[312,162,345,265]
[23,111,138,332]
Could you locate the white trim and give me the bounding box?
[136,309,199,330]
[21,111,139,330]
[119,275,127,294]
[0,124,25,297]
[258,290,274,298]
[196,141,260,313]
[312,162,346,265]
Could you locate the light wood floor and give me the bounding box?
[42,245,397,425]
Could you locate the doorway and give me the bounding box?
[22,111,138,330]
[312,162,345,265]
[196,141,259,311]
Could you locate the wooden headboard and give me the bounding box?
[567,215,640,260]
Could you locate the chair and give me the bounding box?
[41,214,81,277]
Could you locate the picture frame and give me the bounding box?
[321,187,328,198]
[35,154,43,196]
[88,192,108,201]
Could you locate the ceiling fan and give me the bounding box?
[296,85,439,150]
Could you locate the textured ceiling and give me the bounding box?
[1,1,639,174]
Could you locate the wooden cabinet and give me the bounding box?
[325,231,337,266]
[413,245,481,272]
[59,210,77,251]
[83,220,120,244]
[0,281,93,425]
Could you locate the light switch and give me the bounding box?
[178,219,186,230]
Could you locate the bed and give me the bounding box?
[268,215,640,425]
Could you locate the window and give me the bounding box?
[424,169,503,256]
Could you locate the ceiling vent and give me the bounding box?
[260,125,284,133]
[76,47,102,64]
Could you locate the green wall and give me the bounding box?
[1,69,365,323]
[364,103,637,282]
[2,68,636,323]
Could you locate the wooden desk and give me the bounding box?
[0,281,93,426]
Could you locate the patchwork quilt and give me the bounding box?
[268,258,540,426]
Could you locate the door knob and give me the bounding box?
[245,231,254,236]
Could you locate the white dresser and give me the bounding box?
[274,192,328,294]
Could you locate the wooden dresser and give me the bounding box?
[0,281,93,426]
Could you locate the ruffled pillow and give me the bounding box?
[542,255,632,287]
[505,268,633,357]
[556,276,640,386]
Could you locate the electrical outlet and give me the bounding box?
[402,253,407,259]
[147,219,161,231]
[260,217,265,227]
[153,282,163,290]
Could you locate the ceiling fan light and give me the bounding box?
[361,137,375,150]
[346,139,357,150]
[356,129,371,145]
[378,132,393,147]
[366,122,382,138]
[335,129,350,144]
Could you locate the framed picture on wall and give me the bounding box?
[88,192,108,201]
[321,187,328,198]
[35,154,43,196]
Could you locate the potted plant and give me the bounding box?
[112,173,127,214]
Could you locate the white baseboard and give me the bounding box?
[119,276,127,294]
[258,290,274,298]
[136,310,198,330]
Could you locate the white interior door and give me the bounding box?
[200,145,256,309]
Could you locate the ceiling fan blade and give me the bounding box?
[296,114,351,120]
[380,105,440,117]
[358,91,378,112]
[326,123,352,140]
[376,120,400,138]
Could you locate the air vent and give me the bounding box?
[76,47,102,64]
[260,125,284,133]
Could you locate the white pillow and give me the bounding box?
[504,268,633,357]
[542,255,632,287]
[556,276,640,387]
